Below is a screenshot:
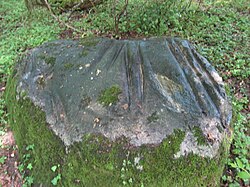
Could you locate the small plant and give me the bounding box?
[223,99,250,186]
[18,144,35,187]
[121,159,134,185]
[23,176,34,187]
[0,99,8,126]
[0,156,7,164]
[51,164,61,186]
[120,153,144,186]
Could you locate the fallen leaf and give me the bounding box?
[122,103,128,110]
[94,118,100,123]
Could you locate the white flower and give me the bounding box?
[134,157,140,165]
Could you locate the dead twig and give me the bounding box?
[43,0,83,33]
[67,0,98,20]
[67,0,85,19]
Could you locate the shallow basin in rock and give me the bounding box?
[6,37,232,186]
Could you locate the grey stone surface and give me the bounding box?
[15,37,232,157]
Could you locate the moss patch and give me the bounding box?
[79,37,100,47]
[98,85,122,106]
[192,126,208,146]
[5,72,230,187]
[147,111,159,123]
[38,54,56,66]
[81,49,89,57]
[45,57,56,66]
[5,73,65,186]
[64,63,74,69]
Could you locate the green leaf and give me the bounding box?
[18,164,24,172]
[26,144,35,151]
[58,174,61,180]
[26,176,34,185]
[229,162,237,168]
[237,171,250,180]
[229,182,240,187]
[51,165,57,172]
[0,156,7,164]
[236,158,244,169]
[51,174,61,186]
[221,175,227,181]
[51,177,58,186]
[27,163,33,170]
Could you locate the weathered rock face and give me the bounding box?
[6,37,232,186]
[16,37,231,155]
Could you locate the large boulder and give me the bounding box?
[6,37,232,186]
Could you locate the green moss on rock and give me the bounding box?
[64,63,74,69]
[45,57,56,66]
[79,37,100,47]
[5,74,65,186]
[98,85,122,106]
[147,111,159,123]
[192,126,208,146]
[38,54,56,66]
[5,72,230,187]
[81,49,89,57]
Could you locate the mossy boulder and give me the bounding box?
[5,37,232,186]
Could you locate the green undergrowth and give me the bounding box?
[5,72,230,186]
[222,98,250,186]
[0,0,61,83]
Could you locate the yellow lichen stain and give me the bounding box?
[157,74,183,93]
